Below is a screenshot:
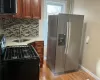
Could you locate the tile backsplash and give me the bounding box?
[0,18,39,38]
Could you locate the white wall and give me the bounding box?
[38,0,44,40]
[73,0,100,78]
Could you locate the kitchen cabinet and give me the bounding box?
[22,0,31,18]
[34,41,44,68]
[13,0,23,18]
[29,41,44,68]
[14,0,41,19]
[1,0,41,19]
[22,0,41,19]
[31,0,41,19]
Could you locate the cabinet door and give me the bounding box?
[13,0,22,18]
[31,0,41,19]
[22,0,31,18]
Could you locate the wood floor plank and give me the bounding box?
[40,61,95,80]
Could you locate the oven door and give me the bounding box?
[3,60,40,80]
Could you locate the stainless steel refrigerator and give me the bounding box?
[47,14,84,74]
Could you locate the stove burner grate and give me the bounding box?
[4,45,38,61]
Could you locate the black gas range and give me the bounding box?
[0,35,40,80]
[4,45,39,61]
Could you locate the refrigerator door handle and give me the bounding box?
[64,22,69,54]
[67,22,71,54]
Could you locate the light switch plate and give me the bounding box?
[86,36,90,44]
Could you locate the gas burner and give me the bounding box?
[4,45,37,60]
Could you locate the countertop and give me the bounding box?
[5,37,43,46]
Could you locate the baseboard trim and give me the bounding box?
[81,66,100,80]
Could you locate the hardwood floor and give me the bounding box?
[40,61,95,80]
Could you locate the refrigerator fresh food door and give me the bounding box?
[64,14,84,71]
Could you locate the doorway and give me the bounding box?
[43,0,67,58]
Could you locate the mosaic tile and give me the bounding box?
[0,18,39,38]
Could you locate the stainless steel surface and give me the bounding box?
[47,14,84,74]
[47,15,58,73]
[65,14,84,71]
[67,22,71,54]
[79,23,87,65]
[64,22,69,55]
[55,14,68,73]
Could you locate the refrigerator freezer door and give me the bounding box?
[47,15,58,73]
[58,34,66,46]
[64,14,84,71]
[55,14,69,73]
